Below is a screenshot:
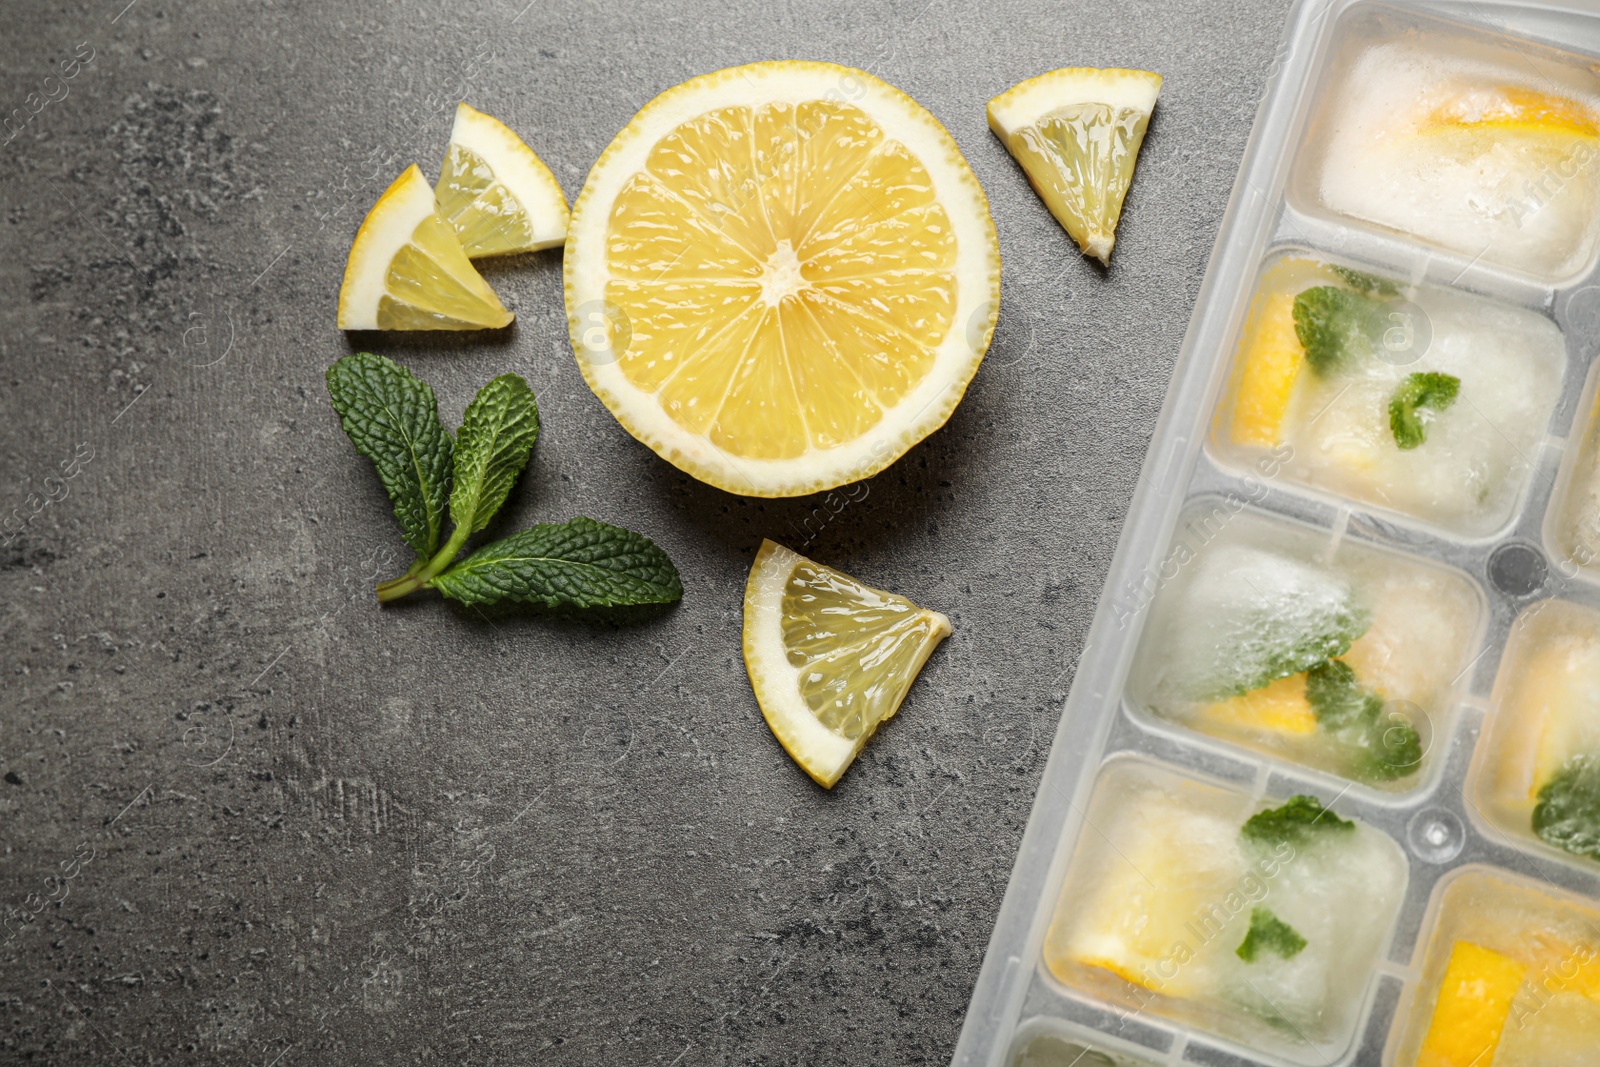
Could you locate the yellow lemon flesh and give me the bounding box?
[564,61,1000,498]
[988,67,1162,265]
[336,165,512,330]
[437,102,570,257]
[1197,672,1318,737]
[1418,941,1526,1067]
[742,539,950,788]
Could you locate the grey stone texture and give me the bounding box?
[0,0,1288,1063]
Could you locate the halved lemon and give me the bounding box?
[336,165,513,330]
[564,61,1001,498]
[437,103,570,257]
[987,67,1161,265]
[742,539,950,787]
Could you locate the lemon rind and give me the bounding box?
[986,66,1162,136]
[741,538,951,788]
[564,60,1001,499]
[449,102,571,253]
[336,165,437,330]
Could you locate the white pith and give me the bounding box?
[987,67,1162,136]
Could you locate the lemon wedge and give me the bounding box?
[564,61,1000,498]
[742,539,950,788]
[988,67,1161,265]
[437,103,570,257]
[336,165,512,331]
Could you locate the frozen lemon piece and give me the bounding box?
[1230,292,1303,447]
[987,67,1162,264]
[1054,803,1235,999]
[1425,85,1599,138]
[1418,941,1526,1067]
[565,61,1000,498]
[1197,672,1317,736]
[742,539,950,788]
[437,103,570,257]
[336,165,513,331]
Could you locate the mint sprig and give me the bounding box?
[326,352,681,610]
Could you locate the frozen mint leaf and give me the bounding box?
[1177,545,1370,701]
[1240,794,1354,850]
[430,517,682,608]
[1330,266,1399,297]
[1389,372,1460,451]
[326,352,453,560]
[1293,286,1387,377]
[450,373,540,536]
[1533,753,1600,862]
[1307,659,1424,781]
[1236,907,1307,962]
[1305,659,1370,728]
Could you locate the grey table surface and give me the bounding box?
[0,0,1291,1063]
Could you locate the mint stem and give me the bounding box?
[373,525,472,603]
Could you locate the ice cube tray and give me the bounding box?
[952,3,1600,1066]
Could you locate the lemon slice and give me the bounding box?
[742,539,950,787]
[987,67,1161,265]
[437,103,570,257]
[337,165,512,330]
[564,61,1000,498]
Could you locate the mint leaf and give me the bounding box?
[1240,795,1354,849]
[430,517,682,608]
[1305,659,1372,728]
[1179,545,1370,701]
[1388,372,1460,450]
[449,373,540,536]
[326,352,454,560]
[1293,286,1387,376]
[1306,659,1424,781]
[1330,266,1399,297]
[1534,753,1600,861]
[1236,907,1307,962]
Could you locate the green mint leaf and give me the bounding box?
[1305,659,1369,728]
[1292,286,1387,377]
[449,373,541,536]
[1306,659,1423,781]
[1240,794,1354,849]
[326,352,454,560]
[1364,713,1423,781]
[1388,372,1460,451]
[1533,753,1600,862]
[1330,265,1399,297]
[1236,907,1307,962]
[1182,546,1370,701]
[430,516,683,608]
